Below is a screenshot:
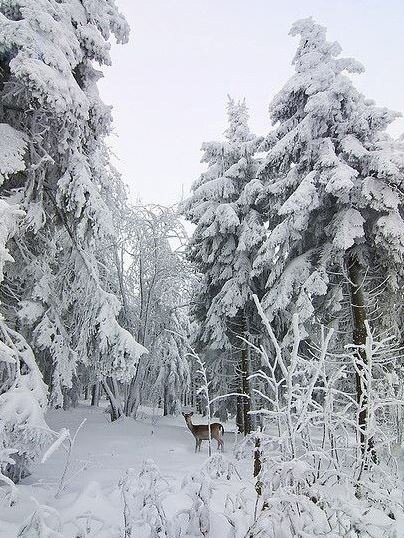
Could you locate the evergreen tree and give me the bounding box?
[0,124,50,482]
[254,17,404,336]
[0,0,146,419]
[183,97,265,433]
[253,18,404,452]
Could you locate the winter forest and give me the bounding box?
[1,0,404,536]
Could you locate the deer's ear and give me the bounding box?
[190,411,194,416]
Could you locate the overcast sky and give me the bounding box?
[99,0,404,206]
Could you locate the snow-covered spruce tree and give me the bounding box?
[253,18,404,450]
[0,0,146,417]
[0,125,50,482]
[183,97,265,433]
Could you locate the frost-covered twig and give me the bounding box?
[41,419,86,498]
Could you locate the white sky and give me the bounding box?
[99,0,404,206]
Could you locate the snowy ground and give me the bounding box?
[0,404,254,537]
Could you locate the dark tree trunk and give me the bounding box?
[124,370,140,418]
[62,379,79,410]
[253,435,262,496]
[91,382,100,406]
[102,378,123,422]
[163,385,169,416]
[347,251,375,462]
[236,373,244,434]
[241,346,252,435]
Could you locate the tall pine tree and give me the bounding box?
[254,17,404,337]
[253,18,404,452]
[184,97,265,433]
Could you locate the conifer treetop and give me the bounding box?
[254,17,404,337]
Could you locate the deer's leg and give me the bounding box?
[195,438,198,453]
[215,434,224,452]
[198,439,202,452]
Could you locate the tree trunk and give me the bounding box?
[236,372,244,434]
[91,382,100,406]
[347,251,375,462]
[163,384,169,416]
[253,435,262,496]
[241,346,252,435]
[124,367,141,418]
[102,378,123,421]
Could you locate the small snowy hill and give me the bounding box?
[0,404,253,537]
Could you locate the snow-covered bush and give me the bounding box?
[174,471,213,537]
[41,419,86,498]
[18,501,63,538]
[0,336,50,483]
[119,459,171,538]
[242,295,404,536]
[200,453,241,481]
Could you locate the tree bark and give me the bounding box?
[163,384,169,416]
[236,373,245,434]
[91,382,100,406]
[241,346,252,435]
[253,435,262,495]
[347,251,375,462]
[102,378,123,421]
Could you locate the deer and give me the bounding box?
[182,411,224,453]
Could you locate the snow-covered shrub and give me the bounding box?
[119,459,171,538]
[244,295,404,536]
[200,453,241,481]
[174,471,213,538]
[41,419,86,498]
[223,488,252,538]
[0,336,50,482]
[18,501,63,538]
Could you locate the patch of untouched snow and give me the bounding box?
[0,404,247,537]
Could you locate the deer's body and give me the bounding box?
[182,412,224,453]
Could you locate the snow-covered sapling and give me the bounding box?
[41,419,86,498]
[119,459,171,538]
[18,501,63,538]
[174,471,213,537]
